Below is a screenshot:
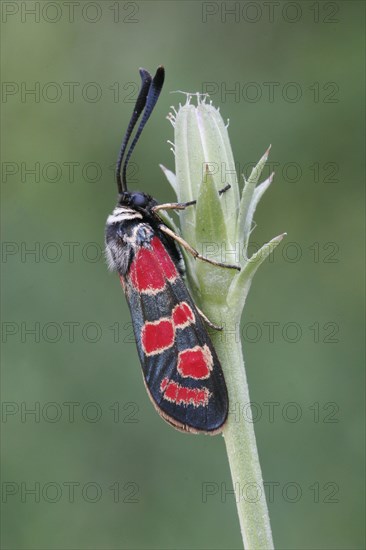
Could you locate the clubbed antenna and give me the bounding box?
[115,66,165,193]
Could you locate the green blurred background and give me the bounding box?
[1,1,365,549]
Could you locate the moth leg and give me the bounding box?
[152,184,231,213]
[152,199,197,212]
[159,225,241,271]
[196,306,223,331]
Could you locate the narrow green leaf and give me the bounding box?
[159,164,177,194]
[237,146,271,247]
[228,233,286,309]
[242,172,274,252]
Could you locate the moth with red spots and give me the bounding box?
[105,66,239,434]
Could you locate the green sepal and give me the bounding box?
[228,233,286,310]
[195,168,228,250]
[237,146,271,253]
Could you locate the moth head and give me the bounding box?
[118,191,157,211]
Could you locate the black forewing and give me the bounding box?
[123,257,228,434]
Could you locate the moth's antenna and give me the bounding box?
[121,66,165,191]
[115,68,152,193]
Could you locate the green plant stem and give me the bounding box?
[212,309,274,550]
[169,97,279,548]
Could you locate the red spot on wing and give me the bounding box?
[150,237,178,281]
[141,319,174,355]
[177,345,213,380]
[129,236,178,293]
[172,302,195,328]
[130,247,166,292]
[160,378,210,407]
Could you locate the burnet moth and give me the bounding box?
[105,66,239,434]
